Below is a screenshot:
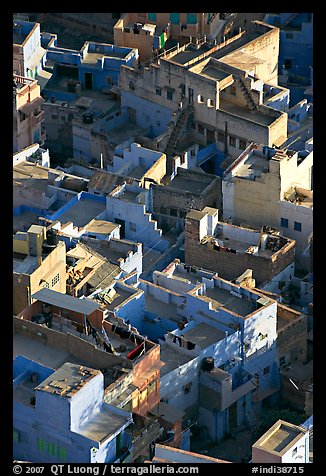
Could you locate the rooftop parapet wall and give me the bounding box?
[13,316,131,370]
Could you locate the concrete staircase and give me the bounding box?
[165,104,194,157]
[236,77,257,111]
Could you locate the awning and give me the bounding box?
[31,288,100,315]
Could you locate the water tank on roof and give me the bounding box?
[46,228,58,246]
[202,357,214,372]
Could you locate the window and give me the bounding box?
[197,94,204,103]
[129,81,135,90]
[263,366,270,375]
[160,206,167,214]
[180,153,186,164]
[129,222,136,232]
[239,139,247,149]
[58,446,67,461]
[148,13,157,22]
[230,85,236,95]
[198,124,205,135]
[170,208,178,217]
[51,114,58,120]
[61,116,65,121]
[217,131,225,142]
[281,217,289,228]
[106,76,112,85]
[183,382,192,394]
[167,90,174,100]
[13,429,20,443]
[155,87,162,96]
[48,442,57,457]
[292,447,298,457]
[38,438,46,452]
[51,273,60,287]
[180,83,185,95]
[279,355,287,368]
[229,135,236,147]
[294,221,302,232]
[207,98,214,108]
[284,59,292,69]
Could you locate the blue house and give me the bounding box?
[264,13,313,106]
[44,41,139,95]
[13,358,133,463]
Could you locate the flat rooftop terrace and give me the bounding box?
[116,189,141,203]
[14,162,49,183]
[96,287,135,312]
[203,286,258,317]
[78,406,129,442]
[36,363,100,397]
[232,151,269,179]
[200,65,231,82]
[181,322,225,348]
[164,48,205,66]
[13,210,40,233]
[212,32,261,61]
[169,176,210,194]
[144,294,181,323]
[108,122,151,145]
[13,333,88,369]
[127,165,147,180]
[13,255,38,274]
[256,421,305,453]
[83,50,127,65]
[85,219,119,234]
[220,100,275,126]
[168,31,261,67]
[53,197,106,228]
[160,344,192,377]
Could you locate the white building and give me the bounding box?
[252,419,309,463]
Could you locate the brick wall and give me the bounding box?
[185,217,296,284]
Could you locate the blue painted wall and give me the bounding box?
[13,357,132,463]
[46,42,138,92]
[121,90,173,137]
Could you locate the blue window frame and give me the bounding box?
[294,221,302,232]
[148,13,156,22]
[280,217,288,228]
[170,13,180,25]
[186,13,197,24]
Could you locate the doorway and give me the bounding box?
[84,72,93,90]
[115,218,126,238]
